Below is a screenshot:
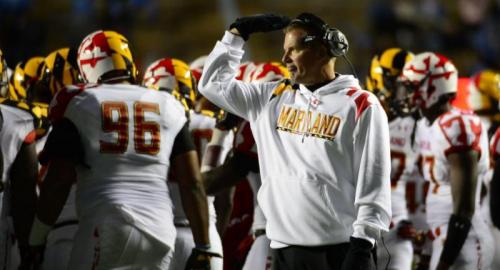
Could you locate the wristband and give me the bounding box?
[195,244,211,251]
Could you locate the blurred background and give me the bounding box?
[1,0,499,81]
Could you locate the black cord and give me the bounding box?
[381,235,391,270]
[342,54,358,79]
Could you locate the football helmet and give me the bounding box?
[9,56,44,101]
[367,48,414,116]
[0,49,8,97]
[189,55,207,83]
[249,62,290,83]
[77,30,137,84]
[473,70,500,102]
[38,47,81,99]
[236,62,257,82]
[143,57,196,108]
[401,52,458,109]
[366,55,383,93]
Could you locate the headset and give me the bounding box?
[290,12,349,57]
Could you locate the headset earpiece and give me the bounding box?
[323,27,349,57]
[292,13,349,58]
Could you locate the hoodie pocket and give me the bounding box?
[259,177,346,239]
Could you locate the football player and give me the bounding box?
[0,47,51,269]
[402,52,494,270]
[0,49,39,270]
[367,48,420,270]
[489,86,500,269]
[143,57,225,270]
[28,30,211,270]
[32,47,81,270]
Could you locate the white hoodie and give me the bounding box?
[199,31,391,247]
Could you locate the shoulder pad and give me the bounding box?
[0,98,50,138]
[345,88,376,121]
[438,113,483,156]
[49,84,88,123]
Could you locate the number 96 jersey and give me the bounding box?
[48,83,187,247]
[415,108,489,229]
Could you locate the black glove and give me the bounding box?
[18,245,45,270]
[215,111,242,130]
[341,237,375,270]
[229,13,290,40]
[184,248,222,270]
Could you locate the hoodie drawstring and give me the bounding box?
[301,98,312,143]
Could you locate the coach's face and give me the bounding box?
[282,27,329,86]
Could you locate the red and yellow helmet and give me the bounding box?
[189,55,207,83]
[467,70,500,114]
[236,62,257,82]
[366,55,383,93]
[9,56,44,101]
[78,30,137,84]
[249,62,290,83]
[143,57,196,108]
[38,47,81,99]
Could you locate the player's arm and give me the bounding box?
[436,150,478,269]
[10,139,38,250]
[198,31,282,121]
[203,151,258,195]
[213,187,235,235]
[29,119,81,247]
[172,123,222,268]
[171,123,210,246]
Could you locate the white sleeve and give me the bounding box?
[351,102,392,245]
[200,128,232,173]
[198,31,278,121]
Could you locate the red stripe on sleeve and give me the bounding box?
[353,92,372,121]
[346,88,357,96]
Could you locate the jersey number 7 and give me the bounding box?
[100,101,160,155]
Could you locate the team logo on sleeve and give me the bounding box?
[276,104,341,141]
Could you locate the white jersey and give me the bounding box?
[49,83,187,248]
[389,116,419,224]
[415,109,490,229]
[199,31,392,246]
[0,104,35,268]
